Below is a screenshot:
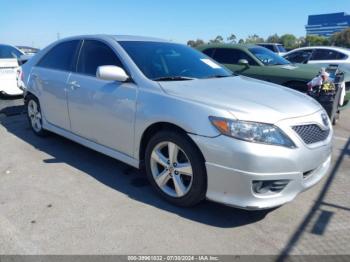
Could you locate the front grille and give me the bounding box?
[292,124,330,144]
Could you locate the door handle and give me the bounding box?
[69,81,81,90]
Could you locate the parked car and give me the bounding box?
[17,46,39,56]
[0,44,24,96]
[257,43,287,56]
[283,46,350,65]
[21,35,332,210]
[198,44,350,121]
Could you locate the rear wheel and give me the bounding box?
[144,131,207,207]
[25,95,47,136]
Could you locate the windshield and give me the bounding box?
[119,41,233,80]
[249,47,290,66]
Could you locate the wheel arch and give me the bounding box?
[138,122,206,165]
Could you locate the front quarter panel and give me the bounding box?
[133,87,231,160]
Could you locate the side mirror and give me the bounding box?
[96,65,129,82]
[238,59,249,67]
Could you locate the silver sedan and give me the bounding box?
[20,35,332,209]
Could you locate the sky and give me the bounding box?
[1,0,349,48]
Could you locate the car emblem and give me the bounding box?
[321,113,329,127]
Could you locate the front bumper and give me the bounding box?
[189,111,333,210]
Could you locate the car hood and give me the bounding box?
[159,76,322,123]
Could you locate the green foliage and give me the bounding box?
[187,39,205,47]
[227,34,237,44]
[244,34,264,44]
[187,28,350,49]
[331,28,350,48]
[279,34,297,49]
[266,34,280,43]
[304,35,330,46]
[209,35,224,44]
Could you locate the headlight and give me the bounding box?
[209,116,296,148]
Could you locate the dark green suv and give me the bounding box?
[197,44,350,103]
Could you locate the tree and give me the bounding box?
[280,34,297,49]
[238,38,245,44]
[305,35,330,46]
[187,39,205,47]
[227,34,237,43]
[245,34,264,44]
[331,28,350,48]
[209,35,224,44]
[266,34,280,43]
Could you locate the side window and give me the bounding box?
[284,50,312,63]
[310,49,339,60]
[0,45,22,59]
[37,40,80,71]
[77,40,123,77]
[213,48,257,65]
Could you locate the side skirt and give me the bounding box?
[44,121,140,169]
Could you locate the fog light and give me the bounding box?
[252,180,289,194]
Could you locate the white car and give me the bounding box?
[283,46,350,65]
[0,44,24,96]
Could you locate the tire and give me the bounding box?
[332,111,340,126]
[25,95,48,136]
[144,131,207,207]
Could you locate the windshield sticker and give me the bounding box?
[280,65,297,70]
[200,59,222,69]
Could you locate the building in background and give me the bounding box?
[305,12,350,37]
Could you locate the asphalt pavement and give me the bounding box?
[0,96,349,255]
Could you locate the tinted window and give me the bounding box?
[258,44,275,52]
[0,44,23,59]
[119,41,232,80]
[284,50,313,63]
[202,48,215,57]
[77,40,123,76]
[212,48,258,65]
[310,49,344,60]
[37,41,79,71]
[277,45,286,53]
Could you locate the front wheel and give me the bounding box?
[144,131,207,207]
[25,95,48,136]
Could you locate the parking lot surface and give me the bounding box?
[0,97,349,255]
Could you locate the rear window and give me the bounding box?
[37,40,80,71]
[0,44,22,59]
[310,49,347,61]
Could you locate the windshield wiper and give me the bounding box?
[205,73,235,79]
[152,76,195,81]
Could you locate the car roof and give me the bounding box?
[197,43,258,51]
[288,46,350,54]
[257,43,283,45]
[57,34,169,43]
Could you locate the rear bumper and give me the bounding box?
[0,80,23,96]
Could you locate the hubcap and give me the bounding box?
[150,142,193,198]
[27,100,42,132]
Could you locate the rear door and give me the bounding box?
[67,39,137,156]
[30,40,81,130]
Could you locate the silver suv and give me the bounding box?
[21,35,332,210]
